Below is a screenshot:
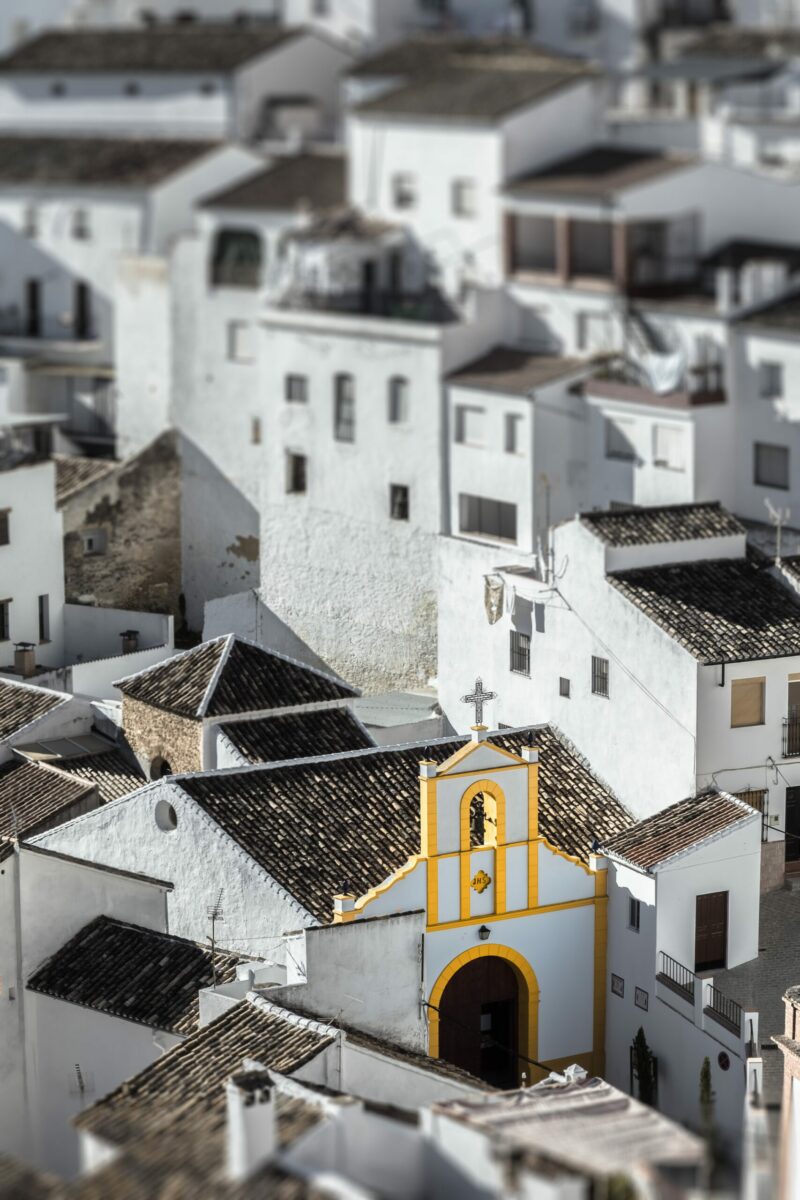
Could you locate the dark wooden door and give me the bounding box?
[439,957,519,1088]
[25,279,40,337]
[695,891,728,972]
[786,787,800,863]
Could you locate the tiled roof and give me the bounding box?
[76,996,332,1145]
[506,146,690,201]
[447,346,583,395]
[53,749,145,803]
[178,727,632,922]
[603,790,754,869]
[356,67,586,121]
[0,678,67,741]
[581,502,745,547]
[0,760,95,860]
[348,34,581,79]
[202,152,345,213]
[27,916,240,1035]
[116,634,357,719]
[681,27,800,59]
[738,288,800,334]
[53,454,116,504]
[0,25,299,72]
[221,707,374,764]
[0,1156,58,1199]
[609,558,800,663]
[0,137,220,186]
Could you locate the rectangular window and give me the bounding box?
[286,453,307,495]
[731,676,765,727]
[454,405,486,446]
[38,594,50,643]
[0,511,9,546]
[695,891,728,973]
[611,974,624,998]
[389,484,409,521]
[653,424,685,472]
[458,494,517,543]
[0,600,9,641]
[82,528,107,556]
[634,987,649,1011]
[759,360,784,399]
[452,177,477,218]
[509,630,531,676]
[754,441,789,489]
[559,676,571,698]
[23,206,38,239]
[629,897,641,932]
[591,655,609,698]
[72,208,90,240]
[251,417,262,445]
[227,320,254,363]
[392,172,417,210]
[334,374,355,442]
[505,413,524,454]
[388,376,409,424]
[735,787,767,815]
[285,374,308,403]
[605,417,635,462]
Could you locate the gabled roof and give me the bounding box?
[581,502,745,548]
[602,790,755,870]
[355,67,587,122]
[0,137,221,187]
[52,749,145,803]
[505,146,691,202]
[0,24,300,73]
[348,34,582,80]
[221,706,374,765]
[115,634,357,719]
[202,152,345,213]
[177,726,631,922]
[0,678,68,741]
[53,454,115,504]
[609,557,800,664]
[447,346,583,395]
[27,916,240,1035]
[0,759,96,860]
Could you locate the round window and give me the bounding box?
[155,799,178,832]
[718,1051,730,1072]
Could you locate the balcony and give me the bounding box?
[704,983,743,1036]
[279,287,457,325]
[585,366,726,411]
[782,717,800,758]
[657,951,695,1003]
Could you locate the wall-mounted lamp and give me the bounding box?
[478,925,491,942]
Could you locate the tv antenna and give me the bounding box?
[206,889,225,988]
[765,497,791,566]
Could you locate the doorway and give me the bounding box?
[694,891,728,972]
[786,787,800,865]
[74,282,91,339]
[439,956,519,1088]
[25,278,41,337]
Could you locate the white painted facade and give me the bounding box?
[0,460,65,664]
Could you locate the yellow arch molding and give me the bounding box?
[427,944,540,1085]
[459,778,507,851]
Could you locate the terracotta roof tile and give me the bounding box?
[202,152,345,213]
[0,137,221,186]
[0,1155,59,1199]
[221,707,374,764]
[53,455,116,504]
[55,749,145,803]
[0,759,95,859]
[506,146,690,201]
[582,502,744,547]
[602,790,754,869]
[0,678,66,741]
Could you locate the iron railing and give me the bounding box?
[782,718,800,758]
[656,951,696,1003]
[704,984,743,1036]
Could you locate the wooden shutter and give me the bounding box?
[695,891,728,972]
[731,677,765,727]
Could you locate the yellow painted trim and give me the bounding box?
[419,771,437,858]
[460,851,471,921]
[539,835,594,876]
[528,759,539,841]
[355,854,424,915]
[592,885,608,1077]
[437,740,525,776]
[428,944,540,1085]
[430,761,528,781]
[496,843,507,914]
[527,839,539,910]
[459,779,507,852]
[428,893,597,932]
[427,857,438,927]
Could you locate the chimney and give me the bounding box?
[120,629,139,655]
[225,1072,275,1183]
[14,642,35,678]
[332,891,356,923]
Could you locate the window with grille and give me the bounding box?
[509,631,530,676]
[334,375,355,442]
[592,655,609,697]
[286,453,307,494]
[388,376,409,424]
[389,484,409,521]
[286,374,308,403]
[735,788,767,813]
[459,494,517,542]
[754,442,789,489]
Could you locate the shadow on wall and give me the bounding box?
[202,588,339,678]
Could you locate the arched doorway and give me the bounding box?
[439,956,519,1088]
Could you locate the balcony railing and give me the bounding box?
[280,287,457,325]
[783,717,800,758]
[657,951,696,1003]
[704,984,743,1036]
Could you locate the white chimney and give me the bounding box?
[225,1072,275,1182]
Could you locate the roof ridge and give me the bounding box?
[225,632,359,696]
[197,633,235,718]
[248,992,340,1042]
[112,637,225,693]
[77,913,244,958]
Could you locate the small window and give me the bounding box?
[286,453,307,494]
[286,374,308,403]
[605,417,635,461]
[505,413,524,454]
[653,424,685,472]
[82,528,107,556]
[559,676,571,698]
[731,677,765,728]
[50,81,66,97]
[754,441,789,490]
[334,375,355,442]
[458,494,517,543]
[509,630,531,676]
[0,600,10,641]
[629,897,641,932]
[389,484,409,521]
[591,655,609,698]
[759,360,783,399]
[72,209,90,241]
[452,178,477,218]
[37,594,50,643]
[469,791,497,848]
[227,320,254,363]
[454,405,485,446]
[392,172,417,210]
[388,376,409,424]
[251,417,262,445]
[0,511,9,546]
[154,796,177,826]
[124,80,140,96]
[22,206,38,239]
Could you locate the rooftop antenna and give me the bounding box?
[206,889,225,988]
[765,497,791,566]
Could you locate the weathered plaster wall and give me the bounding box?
[121,697,202,777]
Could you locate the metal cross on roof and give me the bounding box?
[461,677,497,726]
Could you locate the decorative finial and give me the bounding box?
[461,677,497,727]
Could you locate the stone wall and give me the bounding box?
[122,696,202,777]
[761,840,787,894]
[61,431,182,622]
